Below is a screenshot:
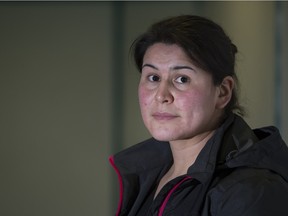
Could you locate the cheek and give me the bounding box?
[177,90,201,108]
[138,86,151,109]
[176,89,213,114]
[138,87,153,126]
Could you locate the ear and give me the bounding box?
[216,76,234,109]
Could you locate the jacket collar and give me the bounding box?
[113,114,236,184]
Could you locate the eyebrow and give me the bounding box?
[142,64,158,70]
[173,66,195,71]
[142,64,195,72]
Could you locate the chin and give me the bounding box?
[147,125,180,141]
[152,137,171,142]
[150,132,177,142]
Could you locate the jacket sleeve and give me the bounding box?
[209,170,288,216]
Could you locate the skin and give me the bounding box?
[138,43,234,196]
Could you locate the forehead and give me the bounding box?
[142,43,196,70]
[144,43,188,59]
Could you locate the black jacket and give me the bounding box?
[110,114,288,215]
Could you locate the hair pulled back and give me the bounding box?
[131,15,244,116]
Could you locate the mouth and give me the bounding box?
[152,112,178,121]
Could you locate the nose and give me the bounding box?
[155,81,174,104]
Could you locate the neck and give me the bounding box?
[154,130,216,198]
[168,130,215,176]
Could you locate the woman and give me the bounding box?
[109,15,288,216]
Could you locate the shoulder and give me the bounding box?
[206,168,288,216]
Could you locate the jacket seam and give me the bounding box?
[109,155,124,216]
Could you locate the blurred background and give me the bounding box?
[0,1,287,215]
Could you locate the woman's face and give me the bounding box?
[138,43,225,142]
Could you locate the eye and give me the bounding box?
[148,75,160,82]
[175,76,189,84]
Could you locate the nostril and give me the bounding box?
[155,93,173,103]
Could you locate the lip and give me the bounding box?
[152,112,178,121]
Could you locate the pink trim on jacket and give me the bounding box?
[109,156,123,216]
[158,176,192,216]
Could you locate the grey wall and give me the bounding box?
[0,2,112,216]
[0,2,287,216]
[278,2,288,143]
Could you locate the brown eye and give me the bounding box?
[148,75,160,82]
[175,76,189,84]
